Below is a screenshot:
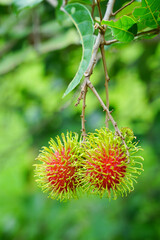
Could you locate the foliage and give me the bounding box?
[11,0,160,94]
[102,16,137,42]
[62,3,95,96]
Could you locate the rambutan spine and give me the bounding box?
[34,132,83,201]
[81,127,144,199]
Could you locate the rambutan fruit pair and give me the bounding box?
[34,128,144,201]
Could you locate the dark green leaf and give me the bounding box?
[62,3,94,97]
[128,23,138,35]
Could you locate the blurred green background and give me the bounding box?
[0,1,160,240]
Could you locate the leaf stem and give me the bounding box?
[112,0,135,16]
[100,43,110,128]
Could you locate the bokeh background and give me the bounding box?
[0,1,160,240]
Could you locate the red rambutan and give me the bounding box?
[34,132,82,201]
[82,128,144,199]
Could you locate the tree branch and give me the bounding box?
[103,39,119,45]
[81,79,88,141]
[74,0,115,139]
[75,78,88,141]
[136,27,160,37]
[112,0,135,16]
[91,0,96,19]
[100,43,110,128]
[75,78,87,106]
[85,0,116,77]
[86,79,130,162]
[97,0,103,21]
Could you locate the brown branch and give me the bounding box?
[85,0,116,77]
[136,28,160,37]
[100,43,110,128]
[75,78,87,106]
[103,39,119,45]
[97,0,103,21]
[75,79,88,141]
[75,0,115,139]
[81,80,88,141]
[86,79,130,162]
[112,0,135,16]
[103,28,160,45]
[91,0,96,19]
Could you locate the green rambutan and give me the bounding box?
[34,132,83,201]
[81,127,144,199]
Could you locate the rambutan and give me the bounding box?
[82,128,144,199]
[34,132,82,201]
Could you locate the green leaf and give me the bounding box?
[115,2,141,19]
[12,0,43,11]
[102,16,136,43]
[62,3,94,97]
[133,0,160,28]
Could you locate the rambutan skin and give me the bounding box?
[34,132,83,201]
[86,147,127,191]
[82,128,144,199]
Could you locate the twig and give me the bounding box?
[86,79,130,162]
[75,78,88,141]
[81,79,88,141]
[97,0,103,21]
[103,28,160,44]
[85,0,116,77]
[75,0,115,140]
[91,0,96,19]
[75,78,87,106]
[95,0,110,128]
[136,28,160,37]
[100,43,110,128]
[103,39,119,45]
[112,0,135,16]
